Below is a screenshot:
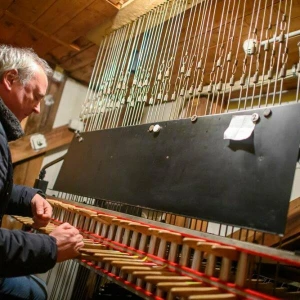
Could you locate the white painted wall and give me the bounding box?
[42,78,87,194]
[53,78,87,129]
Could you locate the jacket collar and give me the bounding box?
[0,97,24,141]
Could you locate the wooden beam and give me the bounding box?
[49,37,94,64]
[54,1,118,44]
[13,155,47,187]
[3,0,56,24]
[10,26,42,48]
[9,125,74,164]
[70,62,95,85]
[87,0,167,44]
[0,13,23,41]
[33,0,97,35]
[1,10,81,51]
[60,45,99,72]
[0,0,14,10]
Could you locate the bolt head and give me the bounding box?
[148,125,154,132]
[263,108,272,118]
[251,113,260,123]
[153,124,161,133]
[191,115,198,123]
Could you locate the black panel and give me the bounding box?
[54,103,300,234]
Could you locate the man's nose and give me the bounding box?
[33,102,41,114]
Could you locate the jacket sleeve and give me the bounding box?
[6,184,42,217]
[0,228,57,277]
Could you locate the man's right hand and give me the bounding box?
[49,222,84,262]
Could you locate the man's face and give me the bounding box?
[6,65,48,121]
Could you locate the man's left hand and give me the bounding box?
[31,194,53,228]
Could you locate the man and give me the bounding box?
[0,45,84,299]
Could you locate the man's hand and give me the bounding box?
[31,194,52,228]
[49,223,84,262]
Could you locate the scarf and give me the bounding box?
[0,98,24,141]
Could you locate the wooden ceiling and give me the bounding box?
[0,0,130,85]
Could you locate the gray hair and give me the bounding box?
[0,44,53,85]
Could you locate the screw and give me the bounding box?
[153,124,162,133]
[263,108,272,118]
[251,113,260,123]
[191,115,198,123]
[148,125,154,132]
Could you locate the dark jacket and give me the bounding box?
[0,99,57,277]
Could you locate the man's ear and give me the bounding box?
[2,69,19,91]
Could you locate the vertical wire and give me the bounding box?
[81,37,107,132]
[123,15,147,126]
[98,27,128,130]
[145,0,177,122]
[278,0,293,105]
[147,1,180,123]
[272,237,283,296]
[176,0,202,120]
[121,17,147,126]
[127,10,158,126]
[191,0,211,115]
[115,20,142,127]
[89,31,119,131]
[108,24,133,128]
[105,23,133,129]
[95,28,124,130]
[122,7,162,126]
[272,0,288,106]
[236,0,258,111]
[177,0,206,119]
[200,0,221,115]
[147,0,185,123]
[115,17,146,128]
[209,0,232,115]
[60,260,76,300]
[257,0,275,107]
[251,0,268,108]
[122,12,152,126]
[219,0,240,113]
[113,15,150,128]
[156,0,188,122]
[149,1,183,123]
[296,43,300,102]
[264,0,282,107]
[242,0,263,110]
[148,0,183,122]
[135,3,170,125]
[164,0,199,121]
[83,36,109,132]
[182,0,213,116]
[225,0,247,112]
[169,0,194,120]
[167,0,197,120]
[49,262,65,300]
[87,32,116,131]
